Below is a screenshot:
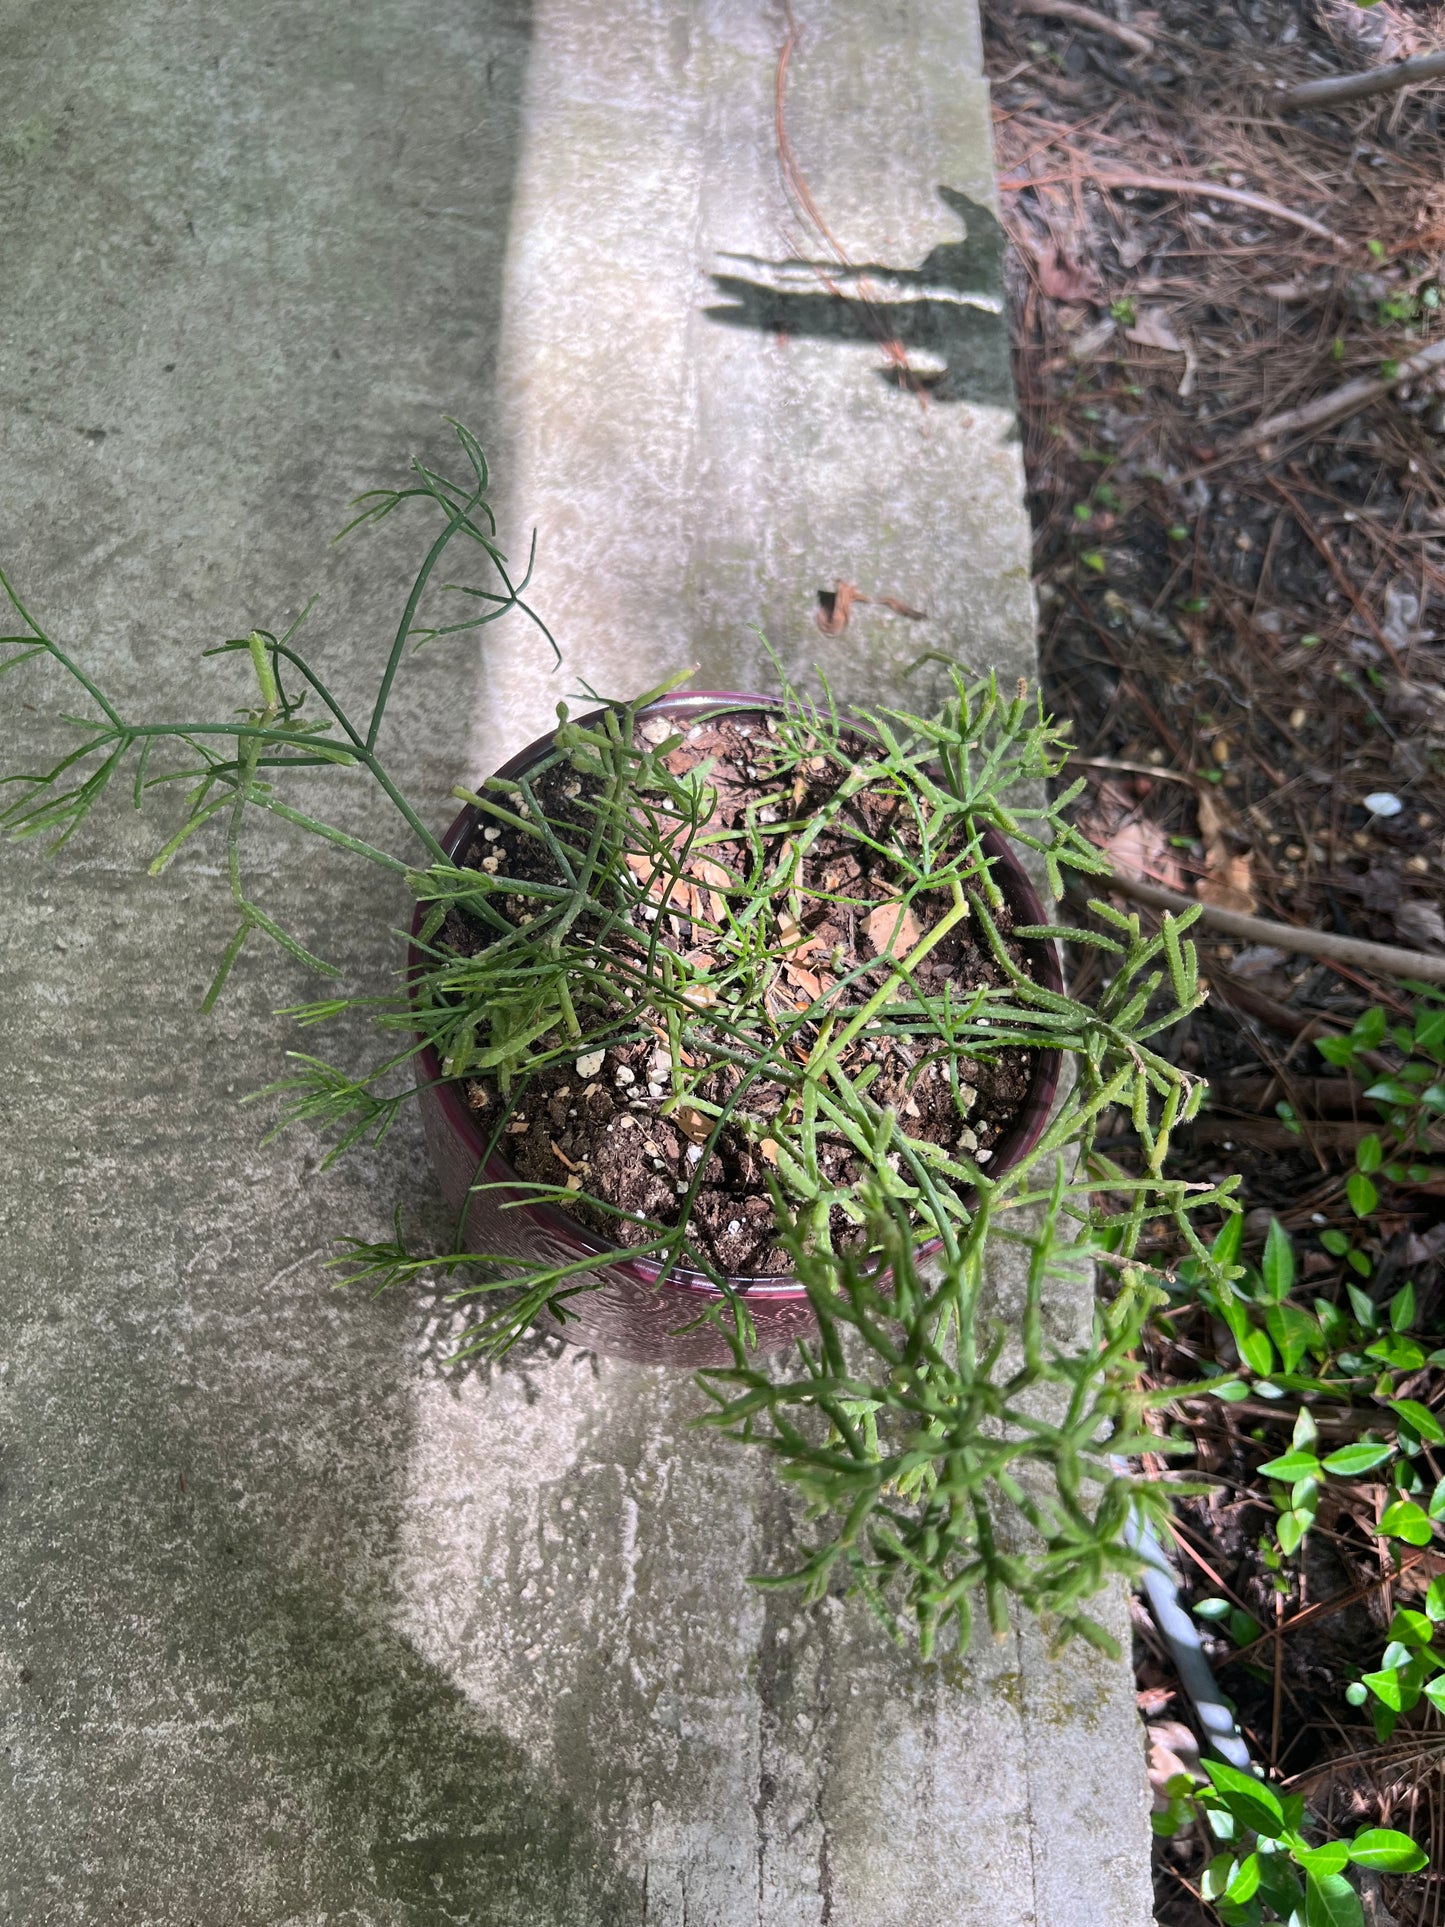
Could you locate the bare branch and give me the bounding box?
[1011,0,1153,57]
[1000,167,1344,245]
[1098,867,1445,986]
[1280,47,1445,112]
[1227,335,1445,455]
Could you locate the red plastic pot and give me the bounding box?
[411,691,1063,1367]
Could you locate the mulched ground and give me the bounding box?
[978,0,1445,1916]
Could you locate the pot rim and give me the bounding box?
[409,689,1064,1300]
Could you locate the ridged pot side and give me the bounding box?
[410,692,1064,1367]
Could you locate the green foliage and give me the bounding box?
[1348,1585,1445,1742]
[1168,1212,1445,1563]
[1315,993,1445,1225]
[1,426,1236,1659]
[1152,1756,1426,1925]
[697,1176,1207,1660]
[0,420,554,1008]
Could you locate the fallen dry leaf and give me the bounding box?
[1395,899,1445,952]
[692,857,734,892]
[783,963,826,1002]
[816,581,858,636]
[1196,790,1257,915]
[759,1138,779,1166]
[1033,240,1100,302]
[1068,314,1117,361]
[864,900,922,958]
[675,1105,712,1143]
[1080,780,1186,892]
[778,911,823,958]
[1125,307,1198,397]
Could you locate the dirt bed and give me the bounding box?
[979,0,1445,1914]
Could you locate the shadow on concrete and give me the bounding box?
[180,1483,641,1926]
[0,0,656,1917]
[705,189,1013,407]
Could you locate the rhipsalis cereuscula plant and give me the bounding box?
[2,423,1240,1657]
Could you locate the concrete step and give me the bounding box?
[0,1,1151,1921]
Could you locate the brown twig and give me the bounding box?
[1065,754,1196,786]
[1228,338,1445,456]
[1096,867,1445,985]
[1280,48,1445,112]
[1011,0,1154,57]
[998,167,1345,244]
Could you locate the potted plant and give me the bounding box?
[1,424,1235,1657]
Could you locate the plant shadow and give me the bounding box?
[705,187,1014,408]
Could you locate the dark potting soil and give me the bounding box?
[449,711,1038,1277]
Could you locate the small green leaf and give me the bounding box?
[1208,1805,1239,1844]
[1347,1172,1379,1219]
[1423,1674,1445,1712]
[1346,1282,1378,1328]
[1321,1442,1395,1477]
[1304,1868,1364,1927]
[1202,1851,1234,1901]
[1388,1400,1445,1445]
[1293,1406,1319,1451]
[1239,1325,1276,1377]
[1388,1608,1436,1647]
[1365,1334,1426,1372]
[1227,1850,1263,1903]
[1296,1842,1349,1876]
[1278,1509,1309,1555]
[1426,1575,1445,1621]
[1194,1597,1233,1621]
[1362,1666,1404,1710]
[1257,1450,1322,1482]
[1389,1281,1416,1332]
[1431,1480,1445,1522]
[1378,1499,1434,1546]
[1209,1378,1253,1403]
[1213,1214,1245,1267]
[1201,1759,1287,1839]
[1228,1607,1262,1648]
[1348,1828,1428,1873]
[1358,1134,1384,1176]
[1262,1219,1295,1301]
[1267,1303,1320,1375]
[1258,1859,1305,1921]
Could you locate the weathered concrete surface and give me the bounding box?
[0,1,1151,1923]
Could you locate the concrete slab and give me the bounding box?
[0,1,1152,1922]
